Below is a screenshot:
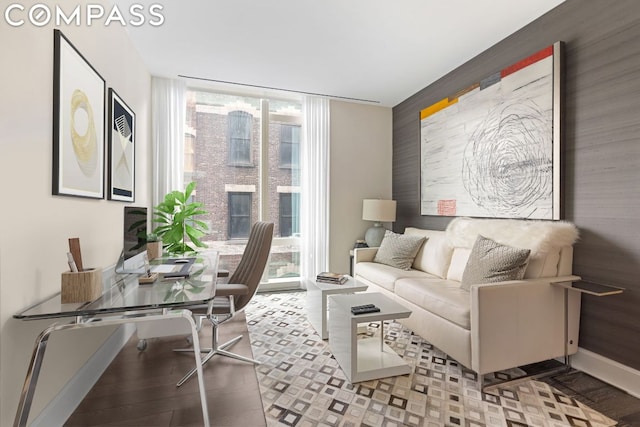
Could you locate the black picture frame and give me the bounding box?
[52,29,106,199]
[107,88,136,202]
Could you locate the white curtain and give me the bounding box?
[151,77,186,207]
[300,97,330,287]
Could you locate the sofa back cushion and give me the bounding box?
[523,249,561,278]
[447,243,565,280]
[445,217,579,279]
[446,248,472,281]
[405,228,453,278]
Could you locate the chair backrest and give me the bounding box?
[228,221,274,309]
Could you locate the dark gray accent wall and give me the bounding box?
[393,0,640,371]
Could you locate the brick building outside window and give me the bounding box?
[183,91,301,285]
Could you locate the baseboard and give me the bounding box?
[30,323,135,427]
[570,347,640,399]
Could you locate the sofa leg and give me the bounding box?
[482,363,571,396]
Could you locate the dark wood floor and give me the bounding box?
[66,311,640,427]
[543,370,640,427]
[65,312,266,427]
[503,358,638,426]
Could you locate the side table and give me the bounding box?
[306,277,368,339]
[552,280,624,366]
[328,292,412,383]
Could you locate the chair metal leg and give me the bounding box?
[176,321,259,387]
[174,348,210,353]
[218,334,243,350]
[217,348,260,364]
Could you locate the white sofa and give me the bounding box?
[353,217,581,379]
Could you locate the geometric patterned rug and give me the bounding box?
[245,291,617,427]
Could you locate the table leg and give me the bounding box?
[14,322,67,427]
[14,310,210,427]
[183,312,210,427]
[564,287,570,367]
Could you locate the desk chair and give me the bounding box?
[175,221,274,387]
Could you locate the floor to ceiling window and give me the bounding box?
[184,90,301,290]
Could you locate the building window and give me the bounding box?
[228,192,252,238]
[279,124,300,169]
[228,110,252,166]
[279,192,300,237]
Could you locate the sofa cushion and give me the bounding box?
[355,262,435,292]
[446,247,471,282]
[524,248,561,279]
[460,236,531,291]
[395,278,471,329]
[373,230,426,270]
[405,228,453,278]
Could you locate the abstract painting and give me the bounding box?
[420,42,563,220]
[52,29,105,199]
[107,89,135,202]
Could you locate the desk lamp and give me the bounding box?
[362,199,396,247]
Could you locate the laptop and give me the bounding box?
[151,257,196,278]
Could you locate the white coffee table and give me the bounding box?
[306,277,368,339]
[328,292,412,383]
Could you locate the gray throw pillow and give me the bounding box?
[373,230,426,270]
[460,235,531,291]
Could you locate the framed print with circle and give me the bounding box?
[52,29,106,199]
[107,88,135,202]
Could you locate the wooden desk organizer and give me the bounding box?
[61,268,102,303]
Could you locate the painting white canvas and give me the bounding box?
[420,44,560,220]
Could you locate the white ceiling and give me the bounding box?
[116,0,564,107]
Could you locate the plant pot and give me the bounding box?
[147,241,163,260]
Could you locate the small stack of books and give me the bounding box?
[316,272,349,285]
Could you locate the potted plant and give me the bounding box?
[152,181,209,255]
[146,233,163,260]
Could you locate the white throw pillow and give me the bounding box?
[373,230,426,271]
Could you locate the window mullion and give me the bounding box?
[259,99,269,221]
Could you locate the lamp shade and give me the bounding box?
[362,199,396,222]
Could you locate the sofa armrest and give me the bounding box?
[470,275,581,375]
[353,247,378,263]
[472,275,581,289]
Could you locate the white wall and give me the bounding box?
[0,3,151,424]
[329,101,392,274]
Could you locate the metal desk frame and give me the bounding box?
[13,253,220,427]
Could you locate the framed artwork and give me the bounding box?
[420,41,563,220]
[107,88,136,202]
[52,29,106,199]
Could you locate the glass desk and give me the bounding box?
[13,251,220,427]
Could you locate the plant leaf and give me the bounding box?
[184,181,196,199]
[185,224,205,240]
